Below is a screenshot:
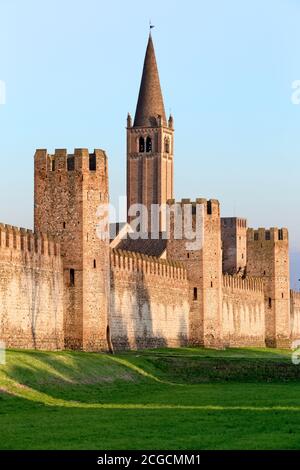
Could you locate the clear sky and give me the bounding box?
[0,0,299,287]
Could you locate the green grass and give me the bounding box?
[1,347,300,449]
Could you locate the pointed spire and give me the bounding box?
[134,34,167,127]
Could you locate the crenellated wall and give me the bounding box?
[290,290,300,340]
[0,222,297,351]
[0,144,295,352]
[222,274,265,347]
[0,224,64,349]
[110,249,189,350]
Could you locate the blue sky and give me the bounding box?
[0,0,299,286]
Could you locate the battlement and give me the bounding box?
[111,248,187,280]
[223,274,264,292]
[166,198,220,216]
[221,217,247,228]
[291,290,300,302]
[34,148,108,173]
[247,227,288,242]
[0,224,60,257]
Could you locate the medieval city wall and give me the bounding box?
[222,275,265,347]
[0,224,64,350]
[290,290,300,340]
[110,249,190,350]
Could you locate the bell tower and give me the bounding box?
[127,33,174,232]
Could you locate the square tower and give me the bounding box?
[247,227,290,348]
[221,217,247,274]
[34,148,110,351]
[166,198,223,348]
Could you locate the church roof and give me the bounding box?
[112,233,167,258]
[134,34,167,127]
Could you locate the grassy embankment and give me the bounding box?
[1,347,300,449]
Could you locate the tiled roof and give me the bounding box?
[113,234,167,258]
[134,34,166,127]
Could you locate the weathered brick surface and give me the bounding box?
[221,218,247,274]
[127,125,174,232]
[290,290,300,340]
[222,275,265,347]
[166,199,223,348]
[247,228,291,348]
[34,148,110,351]
[110,249,189,350]
[0,198,295,352]
[0,225,64,349]
[0,151,295,352]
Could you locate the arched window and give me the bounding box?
[146,136,152,153]
[139,136,145,153]
[165,138,170,154]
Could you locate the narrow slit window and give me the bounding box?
[193,287,198,301]
[93,259,96,269]
[70,269,75,287]
[51,159,55,171]
[268,297,272,309]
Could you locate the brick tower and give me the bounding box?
[247,227,290,348]
[221,217,247,274]
[166,199,223,348]
[127,33,174,232]
[34,148,110,351]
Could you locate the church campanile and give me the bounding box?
[127,33,174,232]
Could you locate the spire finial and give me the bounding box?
[134,29,166,127]
[149,20,155,35]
